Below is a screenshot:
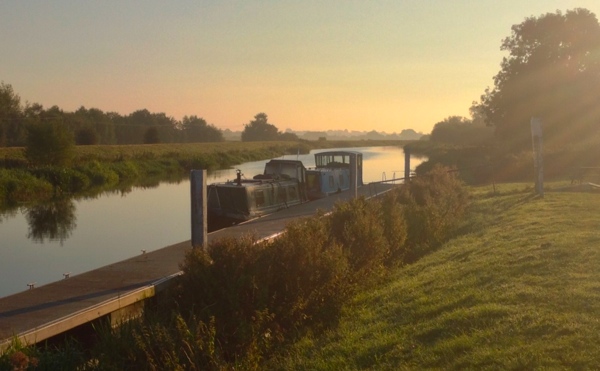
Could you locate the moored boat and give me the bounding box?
[207,151,363,229]
[207,159,307,228]
[306,151,363,199]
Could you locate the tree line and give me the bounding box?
[429,8,600,149]
[0,85,300,148]
[0,88,224,146]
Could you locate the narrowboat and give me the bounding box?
[207,151,363,229]
[207,159,307,228]
[306,151,363,199]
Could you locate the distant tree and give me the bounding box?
[278,131,299,141]
[115,109,177,144]
[182,115,224,142]
[478,8,600,149]
[76,127,99,145]
[143,127,160,144]
[0,82,25,147]
[73,107,116,144]
[241,113,279,141]
[25,119,75,166]
[430,115,493,145]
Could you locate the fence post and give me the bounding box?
[190,170,208,249]
[404,147,411,183]
[531,117,544,197]
[350,154,358,198]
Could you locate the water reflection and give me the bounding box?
[25,199,77,245]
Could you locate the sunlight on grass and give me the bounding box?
[271,184,600,370]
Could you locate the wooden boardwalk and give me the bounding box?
[0,183,395,351]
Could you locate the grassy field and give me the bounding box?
[271,183,600,370]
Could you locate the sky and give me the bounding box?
[2,1,599,134]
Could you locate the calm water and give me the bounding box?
[0,146,422,298]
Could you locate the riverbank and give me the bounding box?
[405,140,600,185]
[272,182,600,369]
[0,140,406,209]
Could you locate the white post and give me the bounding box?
[190,170,208,249]
[531,118,544,196]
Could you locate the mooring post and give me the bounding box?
[190,169,208,249]
[530,117,544,197]
[404,146,411,183]
[350,154,358,198]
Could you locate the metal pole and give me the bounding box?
[190,170,208,249]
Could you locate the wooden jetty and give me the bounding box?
[0,182,395,351]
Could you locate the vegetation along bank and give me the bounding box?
[1,165,468,369]
[0,139,405,210]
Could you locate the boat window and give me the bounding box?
[288,186,297,200]
[329,175,334,188]
[208,187,220,209]
[277,187,287,203]
[255,190,265,207]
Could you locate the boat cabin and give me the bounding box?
[207,159,307,227]
[306,151,363,199]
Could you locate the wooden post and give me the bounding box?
[531,118,544,196]
[190,170,207,249]
[404,147,411,183]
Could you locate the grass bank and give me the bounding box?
[0,164,464,370]
[272,183,600,369]
[406,140,600,185]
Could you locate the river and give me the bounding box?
[0,146,422,298]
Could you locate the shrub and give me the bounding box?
[265,216,350,334]
[398,164,469,261]
[176,236,270,360]
[76,160,119,186]
[0,168,52,203]
[329,197,390,278]
[109,160,140,181]
[25,120,75,166]
[31,166,90,194]
[379,190,408,265]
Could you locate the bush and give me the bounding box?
[0,168,52,203]
[25,121,75,166]
[31,167,90,194]
[379,190,408,264]
[76,160,119,186]
[265,216,350,333]
[398,164,469,261]
[176,236,270,360]
[109,160,140,181]
[329,197,390,278]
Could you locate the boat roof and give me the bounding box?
[315,150,362,156]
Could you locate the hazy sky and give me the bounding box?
[2,1,599,134]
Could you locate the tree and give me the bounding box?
[143,127,160,144]
[182,115,224,142]
[76,127,99,145]
[241,113,279,141]
[25,119,75,166]
[478,8,600,149]
[0,82,25,147]
[430,114,493,145]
